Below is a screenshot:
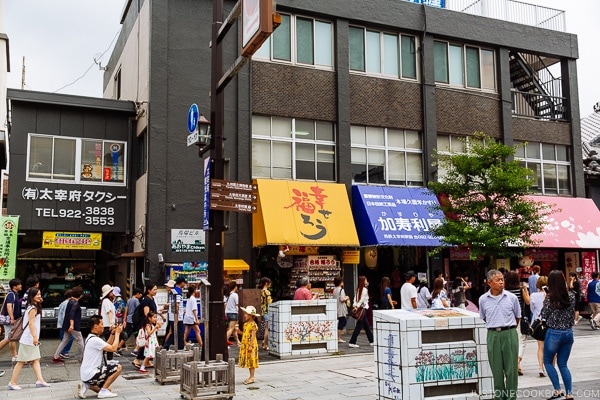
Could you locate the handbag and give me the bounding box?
[351,306,366,320]
[8,316,29,342]
[136,327,147,347]
[530,319,547,341]
[520,316,531,335]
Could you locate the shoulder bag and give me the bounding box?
[530,319,547,341]
[351,288,366,320]
[8,315,29,342]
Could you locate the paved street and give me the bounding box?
[0,323,598,399]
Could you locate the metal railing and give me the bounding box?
[443,0,566,32]
[511,90,567,121]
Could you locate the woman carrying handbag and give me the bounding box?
[529,276,548,377]
[541,271,576,400]
[348,276,373,348]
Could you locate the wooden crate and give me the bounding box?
[154,347,198,384]
[180,355,236,400]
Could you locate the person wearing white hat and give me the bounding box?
[162,277,186,350]
[100,284,117,360]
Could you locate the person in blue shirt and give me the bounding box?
[0,278,23,372]
[528,265,541,294]
[587,271,600,330]
[380,276,396,309]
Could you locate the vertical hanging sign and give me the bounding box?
[203,157,211,231]
[0,216,20,280]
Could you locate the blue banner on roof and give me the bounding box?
[352,185,445,246]
[405,0,445,8]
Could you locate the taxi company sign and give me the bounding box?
[19,185,127,232]
[42,231,102,250]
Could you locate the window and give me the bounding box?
[435,134,485,181]
[514,141,571,195]
[27,134,126,185]
[253,15,333,68]
[349,26,417,80]
[351,126,423,186]
[252,116,336,181]
[434,41,495,91]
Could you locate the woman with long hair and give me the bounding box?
[259,277,272,350]
[541,270,575,400]
[430,277,449,308]
[529,275,548,377]
[504,270,530,376]
[380,277,396,309]
[348,276,373,348]
[8,287,50,390]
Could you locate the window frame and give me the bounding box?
[433,40,496,92]
[514,141,571,195]
[251,116,337,182]
[26,133,127,186]
[252,14,334,70]
[349,26,419,81]
[350,126,424,186]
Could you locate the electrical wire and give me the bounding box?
[52,27,121,93]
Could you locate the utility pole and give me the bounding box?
[21,56,25,90]
[207,0,227,360]
[205,0,279,361]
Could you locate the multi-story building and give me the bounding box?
[7,1,597,303]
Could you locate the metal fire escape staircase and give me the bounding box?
[509,51,565,120]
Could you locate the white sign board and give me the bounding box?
[171,229,206,253]
[242,0,261,47]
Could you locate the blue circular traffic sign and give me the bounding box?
[187,103,199,133]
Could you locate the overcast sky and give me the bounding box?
[4,0,599,116]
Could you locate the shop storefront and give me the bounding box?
[351,185,446,304]
[252,179,359,299]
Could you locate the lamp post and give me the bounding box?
[203,0,278,360]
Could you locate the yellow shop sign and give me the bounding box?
[42,232,102,250]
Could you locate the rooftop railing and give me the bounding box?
[440,0,566,32]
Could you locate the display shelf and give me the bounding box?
[287,256,340,298]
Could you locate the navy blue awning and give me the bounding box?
[352,185,445,246]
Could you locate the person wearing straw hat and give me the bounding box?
[238,305,260,385]
[99,284,117,361]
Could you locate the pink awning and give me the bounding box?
[531,196,600,248]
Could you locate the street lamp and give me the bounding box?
[197,114,211,145]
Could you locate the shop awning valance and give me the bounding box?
[252,179,359,247]
[224,259,250,272]
[352,185,444,247]
[531,195,600,248]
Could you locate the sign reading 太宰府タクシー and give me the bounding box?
[42,231,102,250]
[18,185,127,232]
[171,229,206,253]
[0,216,20,280]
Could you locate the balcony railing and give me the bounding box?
[443,0,566,32]
[511,90,567,121]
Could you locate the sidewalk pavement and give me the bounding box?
[0,324,598,399]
